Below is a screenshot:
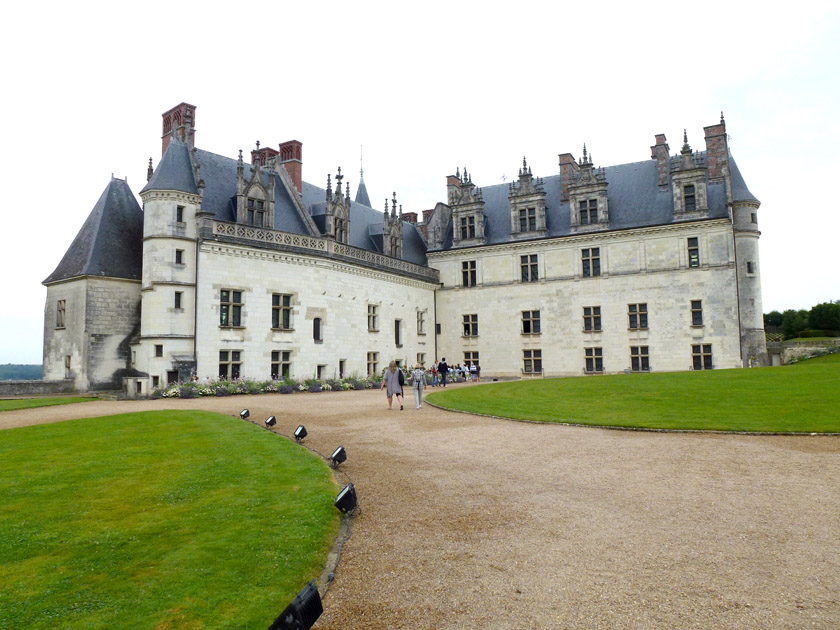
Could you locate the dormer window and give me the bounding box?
[246,198,265,226]
[519,208,537,232]
[579,199,598,224]
[460,216,476,240]
[684,185,696,212]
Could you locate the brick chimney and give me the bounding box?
[422,209,434,223]
[402,211,418,224]
[161,102,197,156]
[278,140,303,193]
[650,134,670,190]
[557,153,579,201]
[251,145,279,167]
[704,115,728,182]
[446,174,461,205]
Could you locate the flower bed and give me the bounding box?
[151,375,382,399]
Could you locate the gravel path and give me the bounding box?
[2,386,839,629]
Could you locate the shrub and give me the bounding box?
[214,387,231,397]
[179,386,195,399]
[279,385,294,394]
[326,379,342,391]
[308,383,323,393]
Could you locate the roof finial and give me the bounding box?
[720,111,725,124]
[683,129,688,144]
[360,145,364,180]
[391,192,397,216]
[256,140,260,150]
[456,166,460,179]
[583,143,588,160]
[346,181,350,199]
[147,157,153,182]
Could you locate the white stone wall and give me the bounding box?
[43,280,88,387]
[429,219,743,377]
[193,242,438,380]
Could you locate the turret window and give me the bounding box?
[579,199,598,224]
[176,206,184,223]
[56,300,65,328]
[175,249,184,265]
[313,318,323,342]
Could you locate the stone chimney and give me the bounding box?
[557,153,579,201]
[704,114,728,182]
[161,102,197,156]
[278,140,303,193]
[650,134,670,190]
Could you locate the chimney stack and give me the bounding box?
[161,102,197,156]
[650,134,670,190]
[278,140,303,193]
[557,153,579,201]
[704,114,728,182]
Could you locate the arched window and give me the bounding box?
[313,318,322,342]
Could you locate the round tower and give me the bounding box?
[732,197,768,366]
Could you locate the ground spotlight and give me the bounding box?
[265,416,276,427]
[294,425,307,441]
[330,446,347,467]
[239,409,250,419]
[334,482,357,513]
[268,579,322,630]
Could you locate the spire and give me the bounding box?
[681,129,692,154]
[146,157,153,182]
[391,192,397,217]
[360,145,364,181]
[326,173,332,201]
[720,111,725,124]
[354,151,372,207]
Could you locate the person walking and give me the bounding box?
[410,363,426,409]
[430,362,439,387]
[475,363,481,382]
[381,360,405,410]
[469,362,477,381]
[438,357,449,387]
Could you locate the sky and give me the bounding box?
[1,1,838,364]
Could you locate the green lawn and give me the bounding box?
[790,351,840,365]
[0,410,340,629]
[427,363,840,432]
[0,396,98,412]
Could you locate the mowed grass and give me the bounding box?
[0,410,340,629]
[427,363,840,432]
[0,396,98,412]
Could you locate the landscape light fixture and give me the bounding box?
[265,416,277,427]
[330,446,347,467]
[334,482,357,513]
[240,409,250,419]
[294,425,307,442]
[268,579,323,630]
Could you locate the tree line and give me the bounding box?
[764,301,840,339]
[0,364,43,381]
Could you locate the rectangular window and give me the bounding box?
[313,318,323,342]
[339,359,346,378]
[579,199,598,224]
[520,254,538,282]
[462,260,477,287]
[64,355,71,378]
[582,248,601,277]
[746,261,756,274]
[220,289,243,327]
[519,207,536,231]
[523,349,542,373]
[155,344,163,358]
[435,323,442,335]
[460,215,476,239]
[174,292,182,309]
[56,299,65,328]
[684,185,696,212]
[367,351,379,376]
[630,346,650,372]
[462,314,479,337]
[417,310,426,335]
[175,249,184,265]
[219,350,242,379]
[417,353,426,366]
[272,294,292,330]
[628,303,648,329]
[395,319,402,347]
[317,365,326,380]
[522,310,541,334]
[585,347,604,373]
[368,304,379,332]
[691,300,703,326]
[751,212,757,224]
[583,306,601,332]
[692,344,713,370]
[687,237,700,268]
[152,375,159,388]
[464,351,479,367]
[176,206,184,222]
[271,351,291,379]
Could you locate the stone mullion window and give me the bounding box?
[582,248,601,277]
[462,260,477,287]
[462,314,479,337]
[628,303,648,330]
[687,237,700,268]
[272,294,293,330]
[417,310,426,335]
[464,351,479,367]
[585,347,603,373]
[56,299,66,328]
[220,289,243,327]
[684,185,696,212]
[579,199,598,225]
[692,344,713,370]
[367,351,379,376]
[271,350,291,379]
[522,310,541,335]
[630,346,650,372]
[520,254,538,282]
[583,306,601,332]
[523,349,542,373]
[691,300,703,326]
[518,207,537,232]
[460,215,476,240]
[367,304,379,332]
[219,350,242,379]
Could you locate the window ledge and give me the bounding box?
[368,329,379,333]
[219,326,246,330]
[628,327,649,331]
[461,335,479,339]
[417,332,426,336]
[584,370,605,375]
[395,344,403,348]
[582,329,603,333]
[314,340,324,344]
[690,325,705,329]
[521,332,542,336]
[55,326,66,330]
[521,369,544,374]
[271,327,295,332]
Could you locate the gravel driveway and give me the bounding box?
[2,386,838,629]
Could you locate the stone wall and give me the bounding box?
[0,379,75,397]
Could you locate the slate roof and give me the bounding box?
[431,155,753,251]
[355,176,372,207]
[44,178,144,284]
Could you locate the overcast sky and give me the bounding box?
[1,1,838,364]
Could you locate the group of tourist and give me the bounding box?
[380,357,481,410]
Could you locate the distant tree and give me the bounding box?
[781,309,809,339]
[0,364,43,380]
[763,310,783,328]
[808,302,840,331]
